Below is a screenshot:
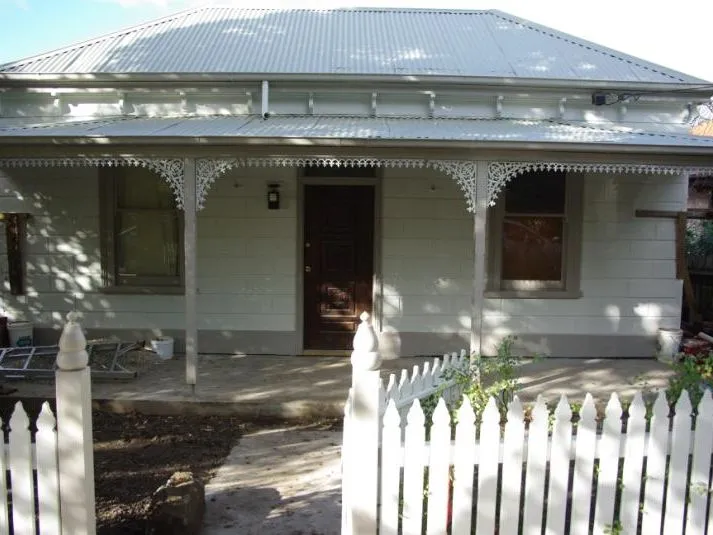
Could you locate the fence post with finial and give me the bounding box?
[55,312,96,535]
[348,311,381,534]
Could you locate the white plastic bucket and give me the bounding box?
[656,328,683,363]
[151,337,174,360]
[8,321,33,347]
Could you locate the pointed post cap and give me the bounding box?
[57,312,89,371]
[351,311,382,371]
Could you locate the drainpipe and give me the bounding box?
[261,80,270,119]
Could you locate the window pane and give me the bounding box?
[117,168,175,209]
[501,216,563,281]
[117,211,179,279]
[505,171,566,214]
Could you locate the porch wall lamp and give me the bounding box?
[267,183,280,210]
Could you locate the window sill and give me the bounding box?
[484,289,583,299]
[101,286,185,296]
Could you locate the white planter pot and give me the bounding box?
[656,328,682,363]
[151,337,174,360]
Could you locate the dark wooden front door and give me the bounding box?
[303,185,375,350]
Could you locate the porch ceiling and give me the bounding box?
[1,115,713,151]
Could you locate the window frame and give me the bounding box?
[486,171,583,299]
[100,167,185,295]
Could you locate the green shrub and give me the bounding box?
[667,352,713,408]
[422,336,525,423]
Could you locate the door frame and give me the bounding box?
[296,172,382,355]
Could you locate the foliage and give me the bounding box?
[443,335,524,419]
[667,352,713,408]
[687,221,713,257]
[686,221,713,268]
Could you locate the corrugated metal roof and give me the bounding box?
[0,8,703,83]
[2,115,712,149]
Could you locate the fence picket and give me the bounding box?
[341,389,353,535]
[402,400,426,535]
[451,397,476,535]
[570,394,597,534]
[522,396,548,535]
[545,396,572,535]
[0,414,7,535]
[386,373,398,400]
[593,394,623,535]
[9,401,37,535]
[620,392,647,534]
[663,392,693,535]
[442,354,451,371]
[499,397,525,535]
[410,365,424,396]
[426,399,451,535]
[421,362,433,391]
[641,391,669,534]
[378,379,387,417]
[430,358,441,384]
[476,398,500,535]
[687,390,713,535]
[398,369,411,400]
[36,402,60,535]
[380,400,402,535]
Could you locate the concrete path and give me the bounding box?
[7,354,675,418]
[202,424,343,535]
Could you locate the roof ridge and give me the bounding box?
[0,6,204,71]
[488,10,695,83]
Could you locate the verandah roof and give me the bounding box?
[2,115,713,150]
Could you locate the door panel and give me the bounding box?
[303,185,375,350]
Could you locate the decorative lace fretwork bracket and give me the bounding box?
[429,160,478,212]
[0,156,186,207]
[487,161,713,206]
[195,158,239,210]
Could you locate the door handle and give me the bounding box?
[305,266,312,273]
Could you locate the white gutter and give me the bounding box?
[0,73,710,96]
[3,135,713,157]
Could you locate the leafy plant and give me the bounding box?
[604,520,623,535]
[667,351,713,408]
[443,335,523,419]
[686,221,713,270]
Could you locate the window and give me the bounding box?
[487,170,582,298]
[101,167,183,292]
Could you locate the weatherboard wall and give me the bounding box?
[0,165,685,357]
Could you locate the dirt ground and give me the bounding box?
[0,398,245,535]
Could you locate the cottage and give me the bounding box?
[0,7,712,384]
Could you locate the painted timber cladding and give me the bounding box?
[0,166,297,337]
[482,172,684,356]
[0,165,683,357]
[0,8,702,83]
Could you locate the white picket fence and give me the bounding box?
[342,314,713,534]
[380,350,468,420]
[1,402,61,535]
[345,387,713,534]
[0,314,96,535]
